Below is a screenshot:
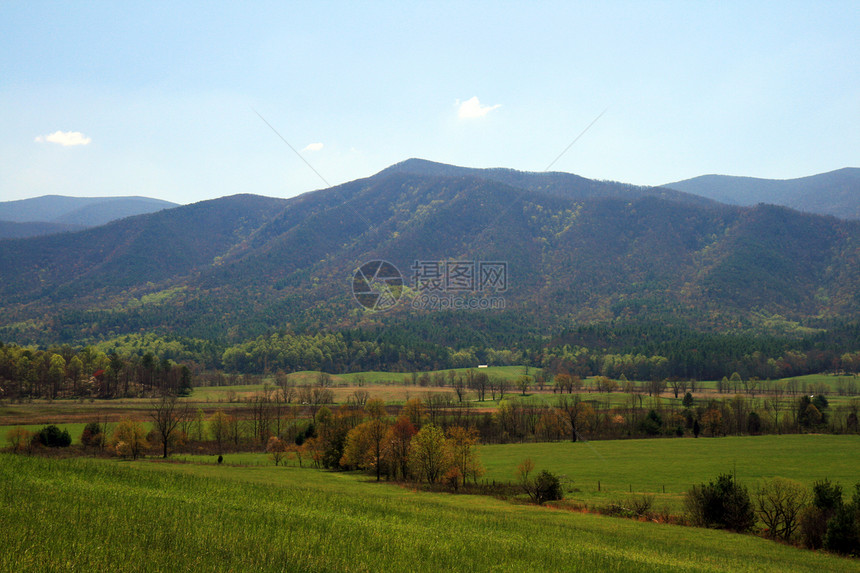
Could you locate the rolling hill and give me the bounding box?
[1,160,858,346]
[664,167,860,220]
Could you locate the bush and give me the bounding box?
[800,506,828,549]
[824,505,859,555]
[6,427,33,453]
[532,470,563,505]
[36,425,72,448]
[517,459,563,505]
[685,473,755,532]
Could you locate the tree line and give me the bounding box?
[0,341,191,400]
[3,319,860,391]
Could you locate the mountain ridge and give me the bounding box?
[1,161,857,346]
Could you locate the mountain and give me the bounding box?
[385,158,718,207]
[0,195,180,235]
[663,168,860,220]
[0,220,85,239]
[1,160,858,346]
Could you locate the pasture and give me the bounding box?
[480,435,860,511]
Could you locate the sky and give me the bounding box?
[1,1,858,205]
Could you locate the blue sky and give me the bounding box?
[1,1,857,204]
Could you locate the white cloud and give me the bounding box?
[34,130,92,146]
[456,96,501,119]
[302,142,324,152]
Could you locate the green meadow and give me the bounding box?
[480,435,860,511]
[2,453,857,573]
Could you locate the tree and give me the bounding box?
[445,426,483,487]
[682,391,694,409]
[341,419,389,481]
[149,393,189,458]
[756,478,810,541]
[746,411,762,435]
[409,424,448,483]
[112,420,148,460]
[266,436,288,466]
[800,479,858,552]
[209,411,232,454]
[638,409,662,436]
[557,394,587,442]
[402,398,423,428]
[701,408,723,437]
[516,375,531,396]
[383,415,416,480]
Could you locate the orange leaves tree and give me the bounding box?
[383,416,416,480]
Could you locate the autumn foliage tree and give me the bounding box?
[383,416,416,480]
[445,426,484,488]
[409,424,448,483]
[112,420,148,460]
[341,418,389,480]
[266,436,288,466]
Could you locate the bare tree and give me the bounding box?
[557,394,586,442]
[756,478,810,542]
[149,393,189,458]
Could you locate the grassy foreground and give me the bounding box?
[1,455,857,572]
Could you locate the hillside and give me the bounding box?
[1,160,858,345]
[664,167,860,220]
[0,195,180,234]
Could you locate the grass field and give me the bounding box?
[1,454,857,572]
[480,435,860,511]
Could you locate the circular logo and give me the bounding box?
[352,260,403,312]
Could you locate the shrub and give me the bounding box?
[36,425,72,448]
[685,473,755,532]
[6,427,33,453]
[517,459,563,505]
[532,470,563,505]
[800,506,827,549]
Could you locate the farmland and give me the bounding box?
[2,370,859,570]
